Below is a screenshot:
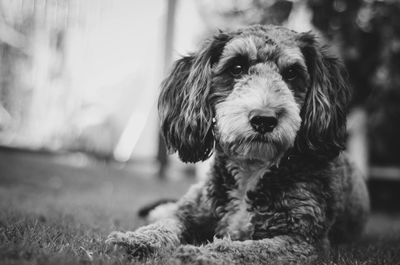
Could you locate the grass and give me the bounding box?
[0,149,399,265]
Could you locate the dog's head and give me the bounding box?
[158,25,350,164]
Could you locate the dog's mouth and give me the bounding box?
[214,112,300,163]
[218,135,286,163]
[249,134,274,143]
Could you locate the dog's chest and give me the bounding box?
[214,163,269,241]
[213,162,314,241]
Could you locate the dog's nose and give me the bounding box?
[249,115,278,134]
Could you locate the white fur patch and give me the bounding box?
[147,181,208,223]
[216,161,271,240]
[147,202,178,223]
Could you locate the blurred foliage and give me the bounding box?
[307,0,400,165]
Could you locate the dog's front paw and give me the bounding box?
[106,231,156,260]
[171,245,229,265]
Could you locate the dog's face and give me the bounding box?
[159,25,350,163]
[211,32,307,163]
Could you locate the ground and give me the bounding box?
[0,148,399,265]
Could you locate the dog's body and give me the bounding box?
[107,25,369,264]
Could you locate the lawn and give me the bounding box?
[0,148,399,265]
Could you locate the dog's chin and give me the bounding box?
[219,137,292,165]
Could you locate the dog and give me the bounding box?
[106,25,369,265]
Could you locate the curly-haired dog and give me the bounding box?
[106,25,369,264]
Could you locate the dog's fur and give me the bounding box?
[106,25,369,265]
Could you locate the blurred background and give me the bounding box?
[1,0,400,220]
[1,1,400,264]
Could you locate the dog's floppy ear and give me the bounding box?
[295,32,351,160]
[158,33,231,163]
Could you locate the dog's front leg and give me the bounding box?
[106,181,213,260]
[106,218,183,260]
[171,236,319,265]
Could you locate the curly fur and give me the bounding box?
[106,25,369,265]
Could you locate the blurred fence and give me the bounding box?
[0,0,165,160]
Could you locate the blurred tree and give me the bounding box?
[158,0,177,178]
[197,0,293,30]
[0,0,31,131]
[307,0,400,166]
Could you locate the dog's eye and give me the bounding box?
[225,56,249,77]
[282,67,298,81]
[230,64,244,77]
